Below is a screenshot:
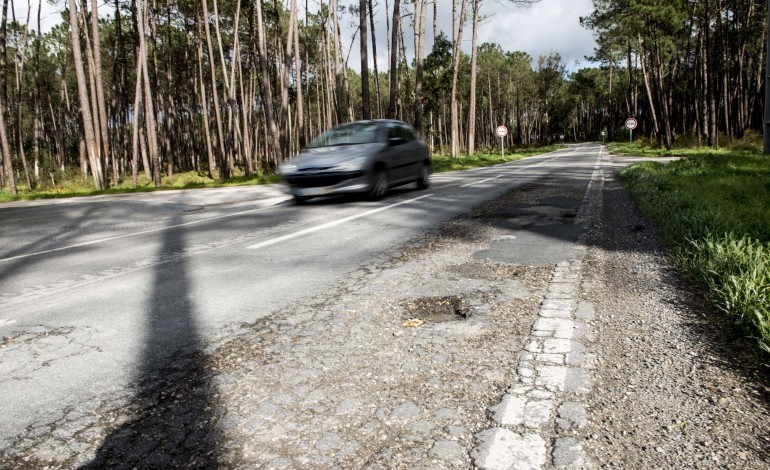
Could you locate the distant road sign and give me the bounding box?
[496,126,508,137]
[601,131,606,136]
[625,118,638,130]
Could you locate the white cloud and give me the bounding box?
[344,0,597,73]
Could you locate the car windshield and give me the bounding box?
[307,123,381,148]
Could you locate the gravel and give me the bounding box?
[580,165,770,468]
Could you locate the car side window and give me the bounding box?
[388,126,400,141]
[400,125,414,142]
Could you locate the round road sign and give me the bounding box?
[496,125,508,137]
[625,118,638,130]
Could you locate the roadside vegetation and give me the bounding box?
[0,170,281,203]
[431,145,564,173]
[618,142,770,355]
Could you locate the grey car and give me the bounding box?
[278,120,431,204]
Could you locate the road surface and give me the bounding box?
[3,144,767,468]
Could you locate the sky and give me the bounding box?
[334,0,598,72]
[20,0,598,72]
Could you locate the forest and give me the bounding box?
[0,0,767,195]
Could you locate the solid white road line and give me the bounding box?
[461,175,503,188]
[246,194,433,250]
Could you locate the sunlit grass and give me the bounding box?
[0,170,281,203]
[619,151,770,355]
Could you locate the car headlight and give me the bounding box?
[279,164,298,176]
[331,156,367,172]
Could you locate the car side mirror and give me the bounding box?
[389,137,405,146]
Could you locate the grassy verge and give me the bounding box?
[0,145,564,203]
[619,151,770,354]
[0,171,282,203]
[608,132,761,157]
[431,145,564,173]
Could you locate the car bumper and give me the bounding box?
[285,171,370,197]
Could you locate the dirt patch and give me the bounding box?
[401,295,472,323]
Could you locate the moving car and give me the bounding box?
[278,120,431,204]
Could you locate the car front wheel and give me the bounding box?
[368,169,388,200]
[416,163,430,189]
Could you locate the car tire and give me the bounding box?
[294,195,310,205]
[368,169,388,201]
[416,163,430,189]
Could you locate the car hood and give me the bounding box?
[289,143,384,169]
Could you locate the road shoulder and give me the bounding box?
[580,167,770,467]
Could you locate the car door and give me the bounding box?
[382,123,408,182]
[397,124,423,183]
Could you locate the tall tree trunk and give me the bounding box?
[280,0,296,155]
[196,13,216,179]
[131,47,143,188]
[388,0,400,118]
[255,0,283,162]
[68,0,104,189]
[704,0,717,147]
[359,0,370,120]
[13,2,32,189]
[467,0,479,155]
[450,0,468,158]
[137,0,161,186]
[292,0,305,148]
[33,0,41,181]
[638,35,660,145]
[91,0,110,185]
[331,0,346,124]
[368,0,381,118]
[201,0,227,178]
[414,0,427,136]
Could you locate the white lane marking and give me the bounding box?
[461,175,503,188]
[0,197,293,263]
[247,194,433,250]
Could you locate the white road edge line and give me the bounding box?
[246,194,433,250]
[0,197,293,263]
[461,175,503,188]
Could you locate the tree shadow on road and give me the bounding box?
[83,217,222,468]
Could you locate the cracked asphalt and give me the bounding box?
[1,145,768,468]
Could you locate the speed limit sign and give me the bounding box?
[496,126,507,158]
[626,117,638,146]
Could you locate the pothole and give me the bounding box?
[402,295,472,323]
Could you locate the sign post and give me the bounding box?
[601,131,606,144]
[625,118,638,148]
[496,125,508,158]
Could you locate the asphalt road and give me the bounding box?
[0,143,605,466]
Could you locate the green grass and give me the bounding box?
[0,145,564,203]
[0,170,282,203]
[431,145,564,173]
[619,150,770,354]
[608,131,762,157]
